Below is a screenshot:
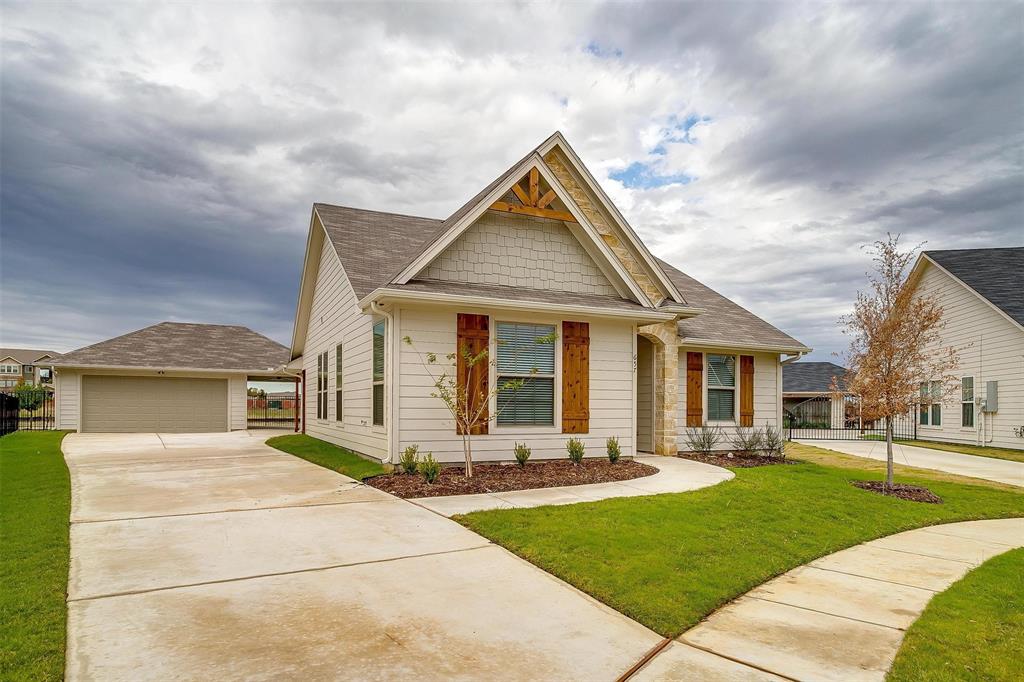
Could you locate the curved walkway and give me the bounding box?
[797,439,1024,487]
[413,456,734,517]
[633,517,1024,682]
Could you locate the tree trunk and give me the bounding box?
[463,435,474,478]
[885,415,894,489]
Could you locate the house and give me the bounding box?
[289,132,810,464]
[51,322,290,433]
[0,348,61,388]
[907,247,1024,450]
[782,361,851,428]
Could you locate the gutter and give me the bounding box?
[48,363,292,376]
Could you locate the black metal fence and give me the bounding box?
[0,388,56,432]
[786,412,917,441]
[247,393,300,429]
[0,393,18,437]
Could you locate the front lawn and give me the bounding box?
[266,434,387,480]
[892,438,1024,464]
[888,548,1024,681]
[0,431,71,681]
[458,445,1023,638]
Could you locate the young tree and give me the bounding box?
[403,331,554,477]
[835,234,959,488]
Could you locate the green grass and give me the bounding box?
[888,548,1024,681]
[0,431,71,681]
[888,439,1024,464]
[266,434,387,480]
[458,451,1023,637]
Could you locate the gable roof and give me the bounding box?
[53,322,289,372]
[657,258,810,352]
[0,348,61,364]
[922,248,1024,328]
[783,361,848,393]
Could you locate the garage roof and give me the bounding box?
[52,322,289,372]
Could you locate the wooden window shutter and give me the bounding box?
[739,355,754,427]
[456,313,489,435]
[686,352,703,427]
[561,321,590,433]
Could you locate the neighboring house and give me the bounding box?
[782,361,851,428]
[51,322,290,433]
[289,131,810,464]
[0,348,61,388]
[907,247,1024,450]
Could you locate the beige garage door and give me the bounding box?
[82,376,228,433]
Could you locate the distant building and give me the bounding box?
[782,361,851,428]
[0,348,61,388]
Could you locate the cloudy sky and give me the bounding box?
[2,1,1021,361]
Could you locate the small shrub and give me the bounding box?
[400,444,420,474]
[733,427,764,454]
[606,436,621,463]
[513,442,531,467]
[683,425,724,455]
[762,426,786,459]
[567,437,585,464]
[418,452,441,483]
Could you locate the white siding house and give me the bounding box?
[909,249,1024,450]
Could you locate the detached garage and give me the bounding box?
[52,322,290,433]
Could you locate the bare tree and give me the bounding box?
[835,234,959,488]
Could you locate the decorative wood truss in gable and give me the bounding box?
[489,167,578,223]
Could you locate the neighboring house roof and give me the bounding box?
[0,348,62,364]
[783,361,848,393]
[922,248,1024,327]
[657,259,810,352]
[52,322,290,372]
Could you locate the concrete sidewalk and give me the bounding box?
[64,432,662,681]
[797,439,1024,487]
[634,517,1024,682]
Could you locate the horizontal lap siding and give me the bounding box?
[302,234,387,460]
[398,306,634,463]
[915,264,1024,450]
[56,370,80,430]
[676,348,781,448]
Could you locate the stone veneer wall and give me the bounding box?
[638,320,680,455]
[422,211,619,296]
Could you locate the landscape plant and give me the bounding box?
[732,427,764,454]
[836,234,959,489]
[513,442,531,468]
[683,425,723,455]
[606,436,621,463]
[399,444,419,475]
[418,452,441,484]
[567,437,585,464]
[762,426,785,459]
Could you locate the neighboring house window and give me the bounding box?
[22,365,33,375]
[496,322,555,426]
[929,380,942,426]
[0,364,18,374]
[707,354,736,422]
[919,382,929,425]
[38,368,52,384]
[961,377,974,428]
[372,320,385,426]
[335,343,343,422]
[317,351,329,419]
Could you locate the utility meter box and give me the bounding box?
[983,381,998,413]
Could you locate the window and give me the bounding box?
[0,364,18,374]
[496,322,555,425]
[961,376,974,428]
[930,380,942,426]
[372,320,385,426]
[707,354,736,422]
[335,343,343,421]
[316,351,329,419]
[22,365,33,374]
[38,368,52,384]
[919,382,929,425]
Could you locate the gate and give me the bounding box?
[786,410,917,441]
[247,392,300,429]
[0,393,18,437]
[0,388,56,431]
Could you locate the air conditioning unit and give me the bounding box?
[981,381,998,413]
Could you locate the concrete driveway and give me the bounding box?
[64,432,662,681]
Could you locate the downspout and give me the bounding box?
[780,351,808,365]
[370,300,395,465]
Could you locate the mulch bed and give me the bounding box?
[677,451,791,468]
[851,480,943,504]
[365,459,658,499]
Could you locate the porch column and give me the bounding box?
[639,321,680,456]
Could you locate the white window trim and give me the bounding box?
[316,350,329,421]
[371,319,386,429]
[335,342,343,423]
[705,352,739,424]
[490,316,561,433]
[960,375,974,429]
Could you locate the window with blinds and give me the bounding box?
[930,380,942,426]
[919,382,929,425]
[372,320,385,426]
[316,351,329,420]
[496,322,555,425]
[707,354,736,422]
[961,377,974,427]
[335,343,343,422]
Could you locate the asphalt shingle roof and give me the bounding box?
[0,348,61,364]
[925,247,1024,327]
[52,322,289,372]
[783,361,848,393]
